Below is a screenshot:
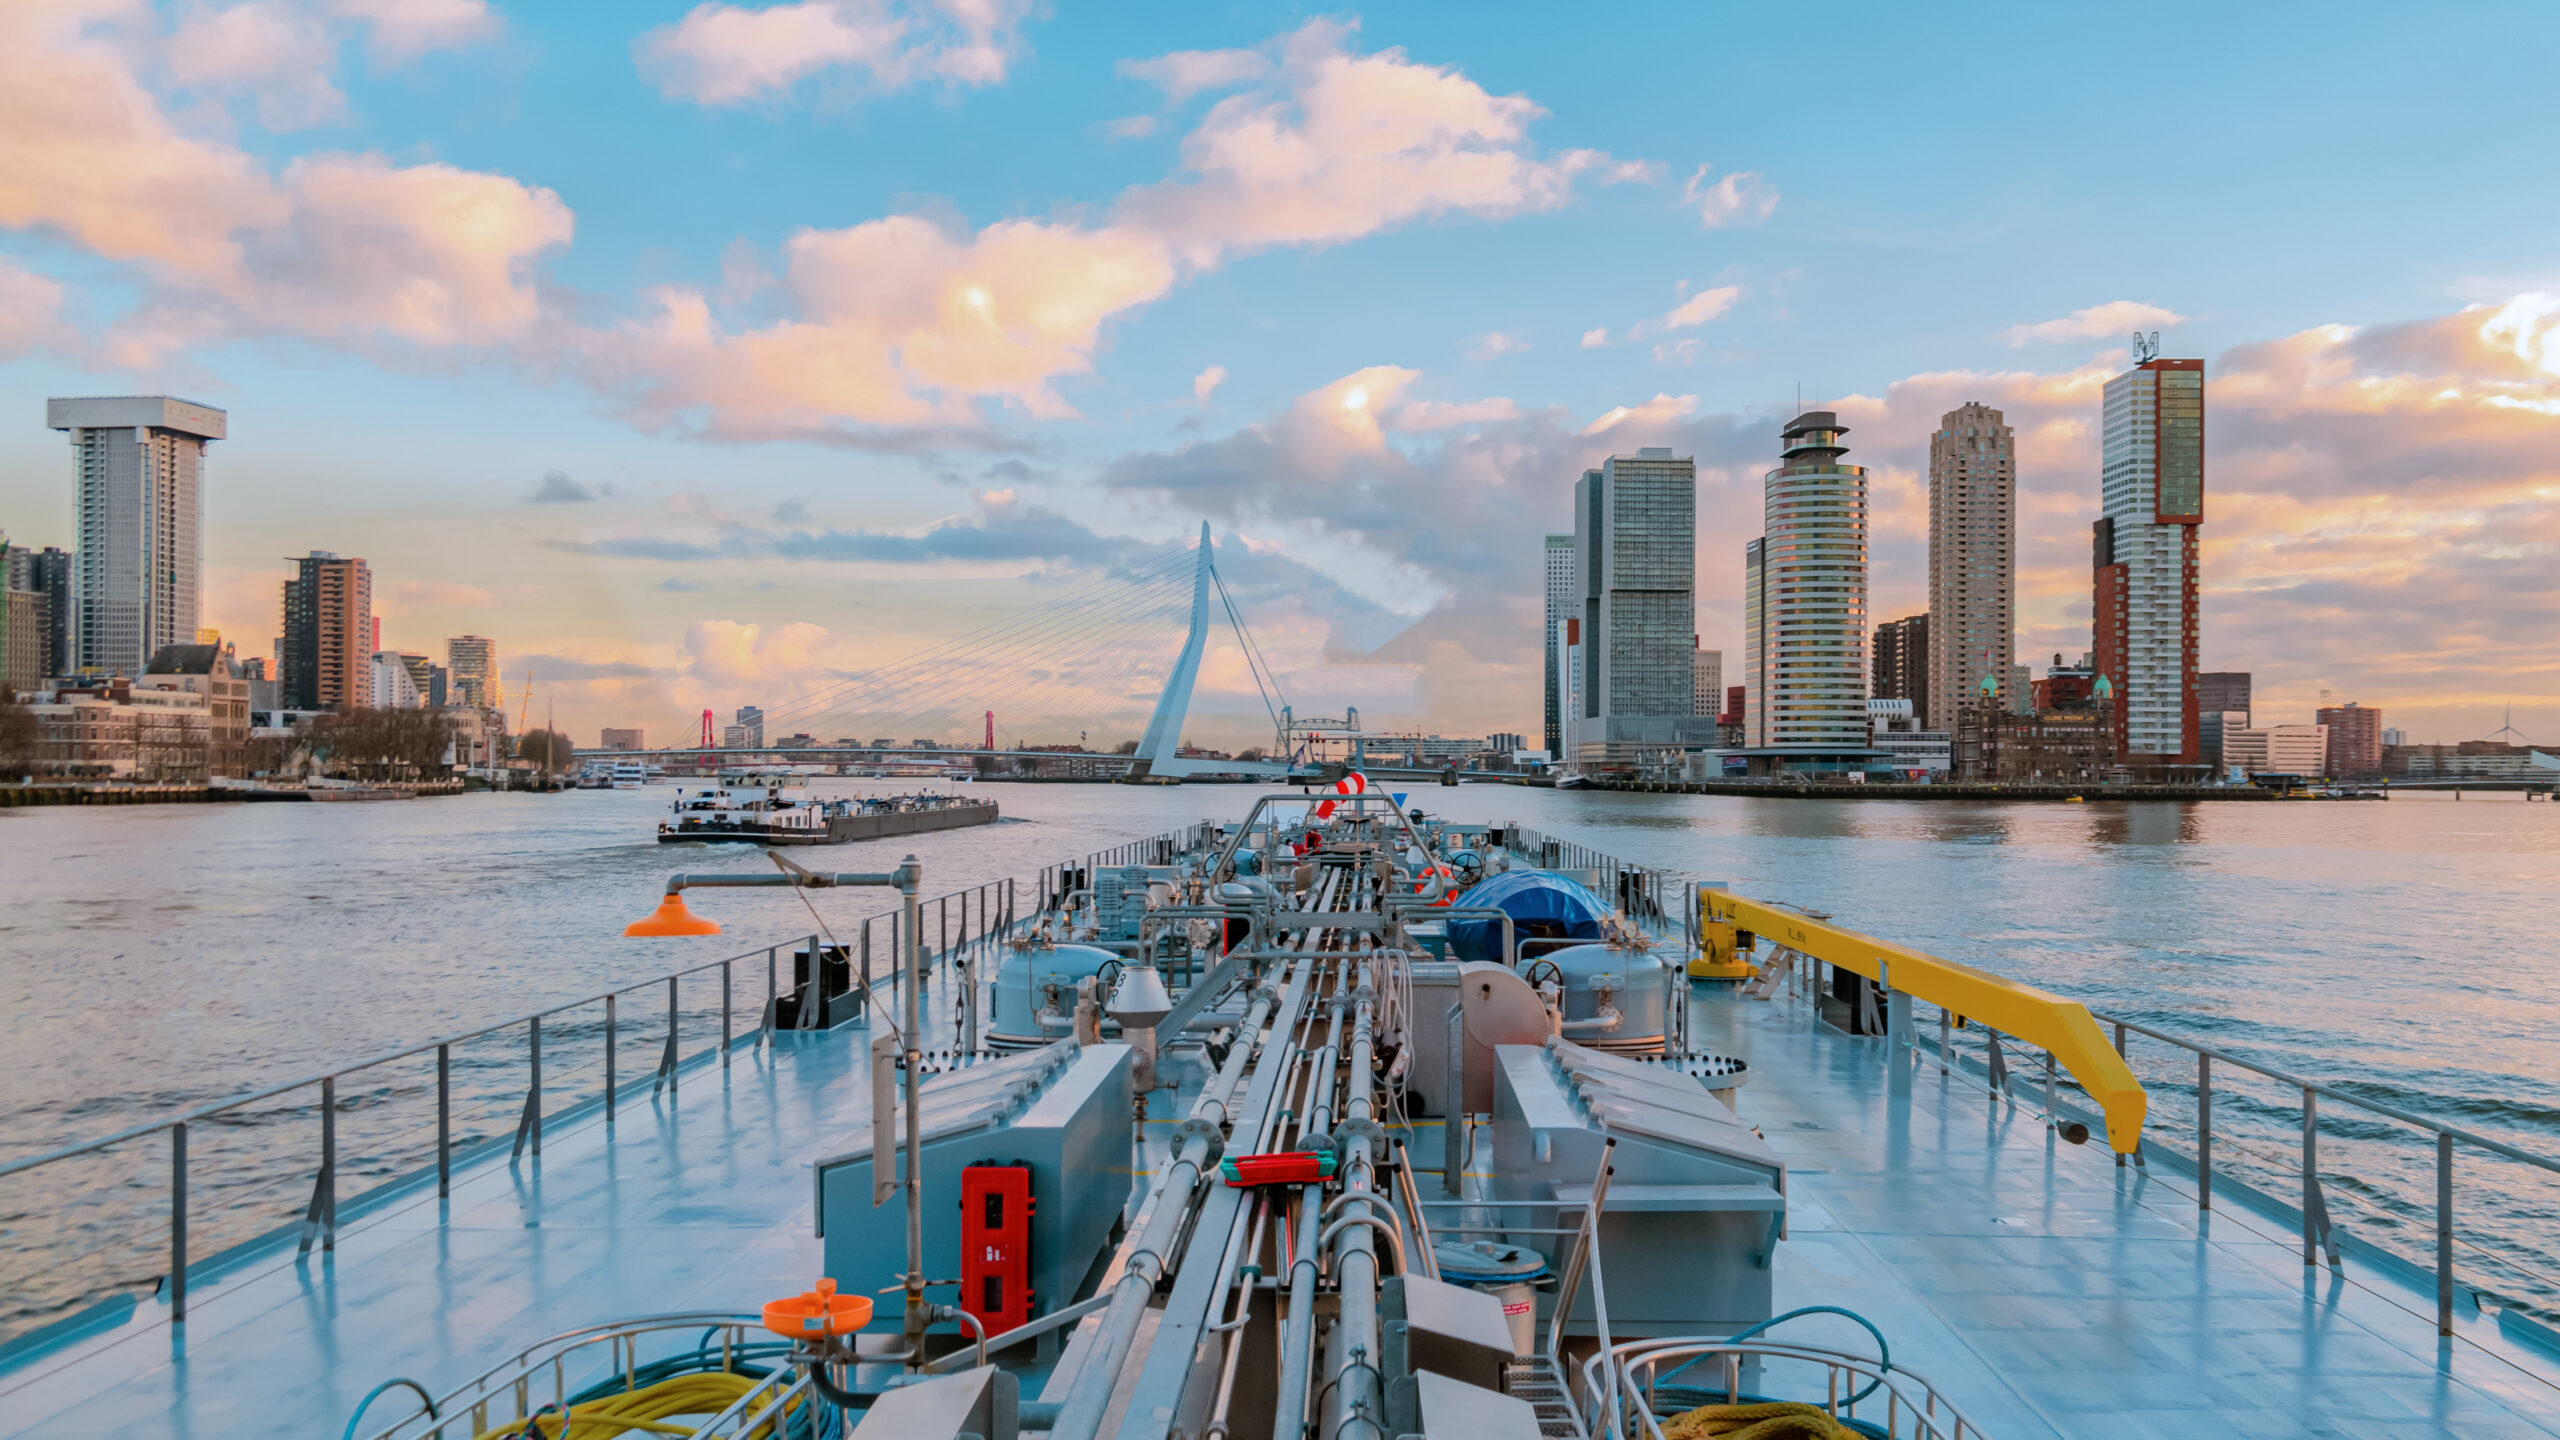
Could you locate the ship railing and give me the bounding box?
[2078,1013,2560,1340]
[341,1311,812,1440]
[0,862,1061,1356]
[1751,945,2560,1340]
[1584,1336,1986,1440]
[1490,824,1677,924]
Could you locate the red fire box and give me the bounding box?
[960,1163,1033,1334]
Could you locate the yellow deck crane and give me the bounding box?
[1692,885,2147,1155]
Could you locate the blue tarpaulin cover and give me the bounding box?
[1445,869,1608,963]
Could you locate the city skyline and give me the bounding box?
[0,5,2554,746]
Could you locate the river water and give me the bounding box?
[4,783,2556,1332]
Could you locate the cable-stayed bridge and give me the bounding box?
[585,523,1347,781]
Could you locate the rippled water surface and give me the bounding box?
[3,783,2556,1329]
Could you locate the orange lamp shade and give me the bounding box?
[762,1278,873,1339]
[624,892,722,938]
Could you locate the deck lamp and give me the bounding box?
[624,891,722,937]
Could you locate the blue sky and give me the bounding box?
[3,0,2556,747]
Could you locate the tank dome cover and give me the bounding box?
[1446,870,1609,963]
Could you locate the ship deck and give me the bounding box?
[5,964,2557,1439]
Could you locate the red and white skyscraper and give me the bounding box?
[2093,356,2204,770]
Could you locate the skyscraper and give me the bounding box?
[1744,413,1871,759]
[1693,643,1722,717]
[1927,402,2015,727]
[1542,533,1574,754]
[3,540,72,679]
[48,396,227,676]
[1568,449,1706,767]
[2094,358,2205,770]
[1741,537,1766,742]
[281,552,372,711]
[2317,702,2382,778]
[1871,614,1928,727]
[448,635,496,709]
[735,705,765,748]
[2197,671,2250,728]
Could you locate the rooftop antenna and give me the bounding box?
[2132,331,2161,363]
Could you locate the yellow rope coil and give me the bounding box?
[473,1371,800,1440]
[1661,1399,1863,1440]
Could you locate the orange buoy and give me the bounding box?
[761,1278,873,1339]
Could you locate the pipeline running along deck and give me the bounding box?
[3,795,2556,1440]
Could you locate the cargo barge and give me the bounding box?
[658,772,997,844]
[7,784,2557,1440]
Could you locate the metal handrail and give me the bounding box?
[0,871,1021,1182]
[1590,1336,1985,1440]
[2094,1013,2560,1175]
[1757,932,2560,1341]
[358,1312,792,1440]
[0,857,1069,1344]
[0,946,764,1180]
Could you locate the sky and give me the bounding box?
[2,0,2557,750]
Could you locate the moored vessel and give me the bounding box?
[657,770,998,845]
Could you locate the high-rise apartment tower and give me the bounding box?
[1927,402,2015,727]
[2317,702,2382,778]
[1744,413,1870,753]
[1569,449,1705,766]
[4,540,72,680]
[1871,614,1928,727]
[448,636,496,709]
[48,396,227,676]
[281,552,372,711]
[1543,533,1574,754]
[2094,359,2205,768]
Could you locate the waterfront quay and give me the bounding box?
[1596,777,2277,801]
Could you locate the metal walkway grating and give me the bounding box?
[1505,1358,1589,1440]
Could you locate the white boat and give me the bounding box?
[610,762,647,789]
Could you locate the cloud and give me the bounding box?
[1580,327,1609,349]
[1655,285,1741,332]
[550,535,732,561]
[1119,19,1633,268]
[683,619,839,683]
[1117,46,1271,103]
[1098,114,1158,140]
[590,19,1625,441]
[1651,339,1700,365]
[1192,363,1227,405]
[166,1,348,130]
[156,0,498,130]
[1465,330,1527,360]
[1610,283,1743,348]
[1583,393,1699,436]
[392,580,500,607]
[0,258,68,359]
[1395,397,1521,430]
[634,0,1035,107]
[517,652,661,682]
[596,214,1180,436]
[529,469,601,503]
[0,7,570,365]
[659,576,709,592]
[2000,300,2189,347]
[1681,165,1778,228]
[332,0,499,62]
